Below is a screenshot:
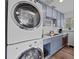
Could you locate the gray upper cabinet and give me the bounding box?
[60,13,64,28]
[46,6,53,18]
[42,4,47,18]
[57,11,64,28]
[57,11,61,27]
[52,9,57,19]
[41,2,64,28]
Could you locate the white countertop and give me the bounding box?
[42,33,68,40]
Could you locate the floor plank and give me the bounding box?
[49,47,74,59]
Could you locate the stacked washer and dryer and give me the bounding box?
[6,0,44,59]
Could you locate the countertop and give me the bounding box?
[42,33,68,40]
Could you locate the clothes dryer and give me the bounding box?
[7,39,44,59]
[7,0,43,44]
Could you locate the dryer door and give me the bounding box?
[18,48,43,59]
[12,2,41,30]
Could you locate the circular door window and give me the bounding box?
[13,2,40,29]
[18,48,42,59]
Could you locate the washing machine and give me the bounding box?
[7,39,44,59]
[7,0,43,44]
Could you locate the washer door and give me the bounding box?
[12,2,40,30]
[18,48,43,59]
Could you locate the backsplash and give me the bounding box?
[42,26,59,35]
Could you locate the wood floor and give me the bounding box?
[49,47,74,59]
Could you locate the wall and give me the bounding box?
[64,11,74,30]
[64,11,74,19]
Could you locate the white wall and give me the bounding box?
[64,11,74,19]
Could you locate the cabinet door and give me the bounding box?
[60,13,64,28]
[51,36,62,55]
[54,37,59,52]
[57,36,62,50]
[42,5,47,18]
[68,31,74,46]
[43,38,52,57]
[51,38,56,55]
[57,11,61,27]
[46,6,53,18]
[42,5,47,26]
[52,9,57,19]
[53,37,62,52]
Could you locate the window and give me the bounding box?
[64,17,74,30]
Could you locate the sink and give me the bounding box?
[44,34,59,36]
[43,33,59,38]
[54,34,59,35]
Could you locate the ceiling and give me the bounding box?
[39,0,74,14]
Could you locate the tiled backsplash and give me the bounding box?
[42,26,59,35]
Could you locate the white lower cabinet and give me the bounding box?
[68,31,74,46]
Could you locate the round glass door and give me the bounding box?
[13,3,40,29]
[18,48,42,59]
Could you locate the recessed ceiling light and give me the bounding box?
[59,0,64,3]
